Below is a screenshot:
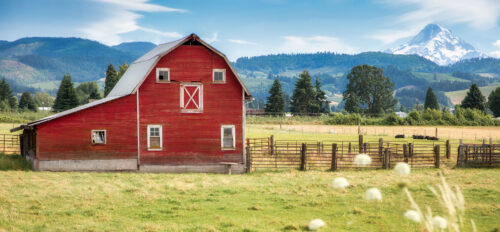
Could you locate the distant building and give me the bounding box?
[395,111,408,118]
[37,107,52,111]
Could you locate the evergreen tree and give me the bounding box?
[488,87,500,117]
[461,84,486,111]
[343,65,397,115]
[53,74,79,112]
[76,81,102,104]
[314,76,328,113]
[264,79,285,115]
[118,62,129,79]
[424,87,439,110]
[291,70,317,115]
[0,78,16,109]
[19,92,37,111]
[104,64,118,97]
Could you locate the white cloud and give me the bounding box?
[202,32,218,43]
[228,39,257,45]
[81,0,185,45]
[490,40,500,58]
[277,36,357,54]
[371,0,500,44]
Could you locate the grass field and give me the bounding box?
[0,169,498,231]
[445,83,500,105]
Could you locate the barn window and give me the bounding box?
[221,125,235,149]
[147,125,162,150]
[156,68,170,83]
[91,130,106,144]
[180,83,203,113]
[213,69,226,83]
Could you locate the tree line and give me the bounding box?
[263,64,500,118]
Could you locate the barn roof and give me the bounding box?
[108,33,251,98]
[11,33,251,132]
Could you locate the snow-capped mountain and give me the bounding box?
[390,24,485,66]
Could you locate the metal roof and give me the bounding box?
[12,33,251,131]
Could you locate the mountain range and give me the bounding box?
[389,24,485,66]
[0,26,498,107]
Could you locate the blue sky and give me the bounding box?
[0,0,499,60]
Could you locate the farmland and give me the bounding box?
[445,83,500,105]
[0,169,499,231]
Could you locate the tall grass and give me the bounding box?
[0,154,32,170]
[0,111,53,123]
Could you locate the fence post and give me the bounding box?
[245,146,252,173]
[457,145,463,167]
[348,142,352,153]
[384,148,390,169]
[270,135,275,156]
[446,140,451,159]
[378,138,383,157]
[300,143,307,171]
[331,143,337,171]
[363,143,367,153]
[434,145,440,168]
[403,144,408,163]
[358,134,363,153]
[409,143,413,158]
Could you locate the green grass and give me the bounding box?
[0,154,31,170]
[0,169,498,231]
[446,83,500,105]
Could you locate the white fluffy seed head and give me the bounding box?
[432,216,447,229]
[365,188,382,201]
[308,219,326,230]
[394,162,411,175]
[404,210,421,223]
[354,153,371,167]
[332,177,349,189]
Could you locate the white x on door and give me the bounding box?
[180,83,203,113]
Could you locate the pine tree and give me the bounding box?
[53,74,79,112]
[0,78,16,109]
[488,87,500,117]
[104,64,118,97]
[264,79,285,115]
[118,62,129,79]
[424,87,439,110]
[461,84,486,111]
[19,92,37,112]
[291,70,317,115]
[314,77,328,113]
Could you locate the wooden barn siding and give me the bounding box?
[139,45,243,165]
[36,95,138,160]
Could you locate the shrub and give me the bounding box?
[0,154,32,170]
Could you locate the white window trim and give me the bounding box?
[221,125,236,150]
[91,129,106,145]
[156,68,170,83]
[147,125,163,151]
[180,83,203,113]
[212,69,226,83]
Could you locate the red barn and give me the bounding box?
[14,33,252,173]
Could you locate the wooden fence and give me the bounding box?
[246,135,447,172]
[457,144,500,167]
[0,134,20,154]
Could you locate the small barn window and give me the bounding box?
[180,83,203,113]
[156,68,170,83]
[91,130,106,144]
[213,69,226,83]
[221,125,235,149]
[147,125,162,150]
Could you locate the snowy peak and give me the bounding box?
[390,24,485,66]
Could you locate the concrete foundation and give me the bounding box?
[38,159,138,171]
[139,163,246,174]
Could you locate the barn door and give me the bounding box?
[180,83,203,113]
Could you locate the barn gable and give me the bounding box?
[108,33,251,99]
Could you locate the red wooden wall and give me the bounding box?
[36,95,138,161]
[138,44,244,165]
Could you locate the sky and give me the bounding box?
[0,0,499,61]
